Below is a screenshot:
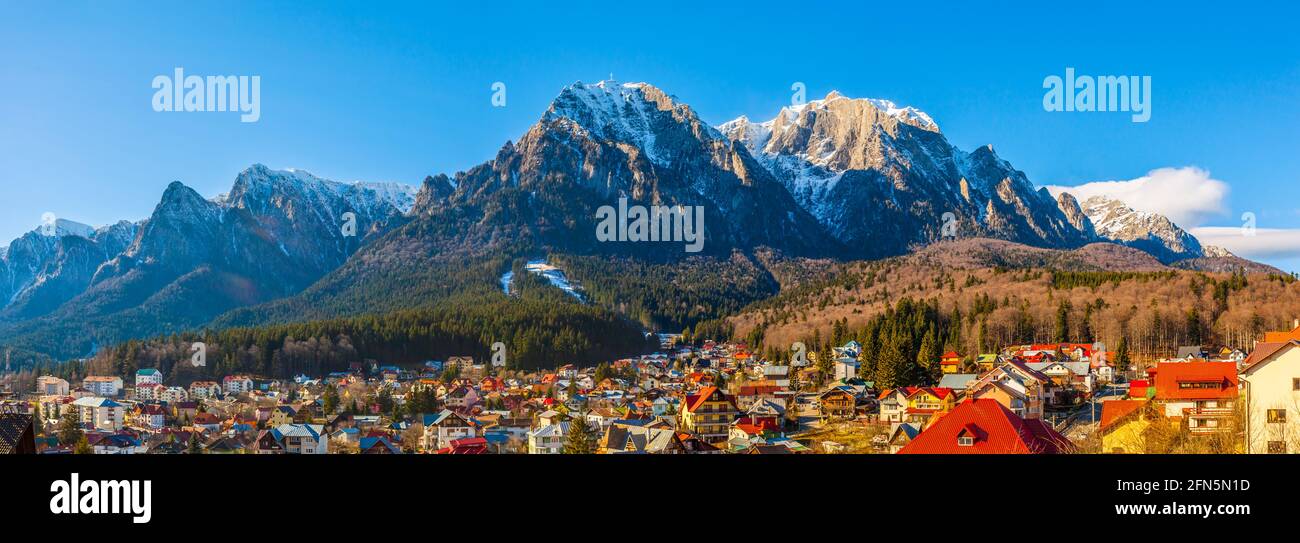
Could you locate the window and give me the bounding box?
[1268,409,1287,424]
[1268,441,1287,454]
[1293,378,1300,391]
[957,436,974,446]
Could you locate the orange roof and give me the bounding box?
[941,351,961,360]
[1263,323,1300,343]
[684,386,734,413]
[1152,361,1238,400]
[1099,400,1147,431]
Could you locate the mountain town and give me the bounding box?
[4,318,1299,456]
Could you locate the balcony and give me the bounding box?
[1183,406,1233,417]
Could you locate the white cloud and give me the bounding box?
[1045,167,1229,228]
[1190,227,1300,261]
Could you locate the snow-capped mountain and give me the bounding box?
[0,166,413,360]
[406,79,832,256]
[1073,195,1204,263]
[0,219,140,317]
[719,91,1094,256]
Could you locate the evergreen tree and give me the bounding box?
[1115,336,1132,375]
[73,436,93,455]
[562,412,597,454]
[875,333,906,390]
[58,410,83,447]
[322,384,339,415]
[1054,300,1072,342]
[916,329,941,386]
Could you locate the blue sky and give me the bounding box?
[2,0,1297,271]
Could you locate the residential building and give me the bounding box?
[422,410,476,452]
[898,399,1072,454]
[135,368,163,387]
[818,388,856,421]
[257,424,327,454]
[83,376,123,397]
[679,386,738,444]
[1150,361,1238,438]
[1240,340,1300,453]
[72,397,125,431]
[35,376,70,396]
[527,421,567,454]
[223,375,254,395]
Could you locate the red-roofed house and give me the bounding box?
[1152,361,1238,436]
[679,386,737,444]
[897,399,1073,454]
[940,351,962,374]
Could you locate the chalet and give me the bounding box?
[422,410,476,452]
[885,422,922,454]
[877,387,956,425]
[678,386,738,444]
[899,399,1073,454]
[818,388,856,422]
[600,423,684,454]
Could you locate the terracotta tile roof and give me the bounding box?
[1241,341,1299,373]
[1099,400,1147,431]
[1152,361,1238,401]
[898,399,1072,454]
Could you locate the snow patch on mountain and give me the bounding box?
[543,80,722,167]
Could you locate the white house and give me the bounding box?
[527,422,568,454]
[421,410,476,452]
[135,367,163,386]
[274,423,328,454]
[73,397,125,431]
[159,386,189,404]
[224,375,254,395]
[36,376,70,396]
[82,376,123,397]
[189,381,222,400]
[1241,340,1300,454]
